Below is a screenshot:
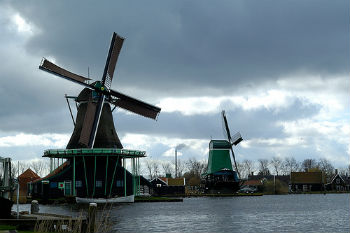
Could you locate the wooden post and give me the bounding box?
[124,158,126,197]
[88,203,97,233]
[104,156,109,196]
[73,156,76,196]
[31,200,39,214]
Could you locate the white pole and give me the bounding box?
[175,149,177,178]
[16,161,19,219]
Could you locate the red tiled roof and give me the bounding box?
[244,179,263,186]
[19,168,40,179]
[33,161,69,183]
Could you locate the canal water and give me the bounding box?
[15,194,349,233]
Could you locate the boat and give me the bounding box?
[75,195,134,204]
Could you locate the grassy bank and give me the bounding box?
[185,193,263,197]
[0,224,33,233]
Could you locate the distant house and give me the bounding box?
[242,179,264,192]
[290,171,325,192]
[248,174,290,185]
[138,176,153,196]
[16,168,40,203]
[150,177,185,196]
[326,173,349,191]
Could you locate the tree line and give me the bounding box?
[238,157,349,178]
[143,156,349,181]
[1,156,348,183]
[0,160,49,180]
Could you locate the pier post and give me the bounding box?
[31,200,39,214]
[88,202,97,233]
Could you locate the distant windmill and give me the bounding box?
[39,32,161,149]
[222,110,243,178]
[201,110,243,194]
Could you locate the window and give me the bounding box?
[96,180,103,188]
[50,182,57,188]
[116,180,124,187]
[76,180,82,188]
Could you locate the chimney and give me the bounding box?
[335,169,338,175]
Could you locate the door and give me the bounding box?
[64,181,72,196]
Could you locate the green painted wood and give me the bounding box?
[124,158,126,197]
[205,140,233,175]
[92,156,97,197]
[82,156,89,196]
[104,156,109,196]
[73,156,76,196]
[109,156,119,197]
[43,148,146,159]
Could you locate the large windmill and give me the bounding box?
[30,32,160,202]
[39,32,160,149]
[201,110,243,194]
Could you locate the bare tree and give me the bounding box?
[258,159,270,175]
[235,161,245,178]
[301,158,318,171]
[270,157,283,176]
[30,160,46,177]
[317,158,334,177]
[152,162,160,178]
[11,161,27,178]
[243,159,254,177]
[283,157,299,175]
[186,158,207,176]
[145,160,154,180]
[161,162,173,176]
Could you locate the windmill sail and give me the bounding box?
[102,33,124,89]
[39,32,161,149]
[221,110,242,179]
[110,90,161,120]
[39,59,91,86]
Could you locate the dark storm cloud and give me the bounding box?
[6,0,349,95]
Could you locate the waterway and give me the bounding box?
[14,194,349,233]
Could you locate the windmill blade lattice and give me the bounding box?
[39,59,91,85]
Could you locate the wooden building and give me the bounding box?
[150,177,185,196]
[31,148,144,201]
[290,171,325,192]
[326,173,349,191]
[15,168,40,203]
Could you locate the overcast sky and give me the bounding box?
[0,0,349,170]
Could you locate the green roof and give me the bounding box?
[43,148,146,158]
[209,140,232,149]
